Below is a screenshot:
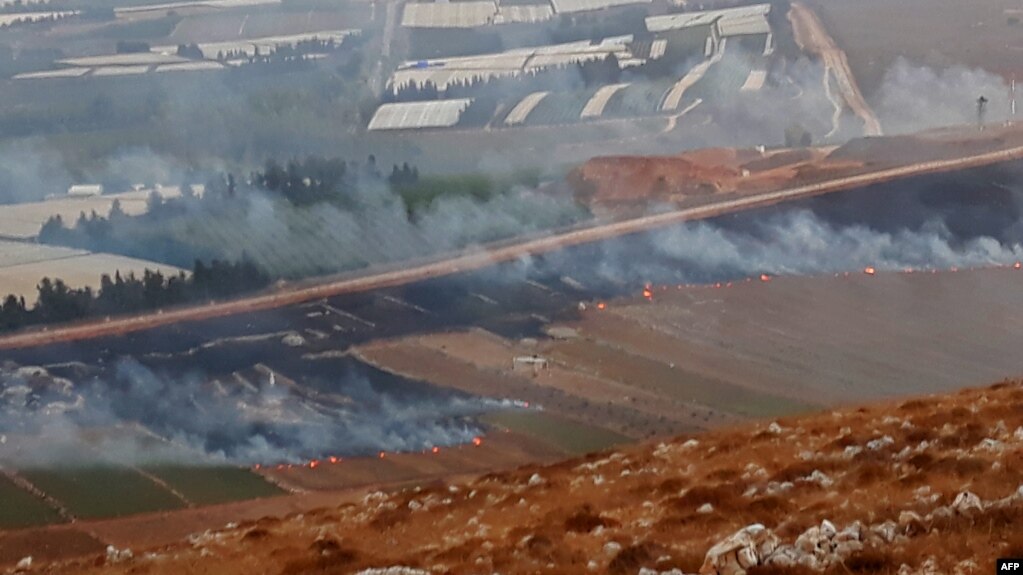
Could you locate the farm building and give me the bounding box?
[646,4,772,55]
[549,0,650,14]
[390,35,637,92]
[401,1,553,28]
[153,30,359,59]
[367,99,474,131]
[67,185,103,197]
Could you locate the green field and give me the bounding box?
[144,465,283,506]
[20,467,186,520]
[481,410,630,455]
[0,474,64,529]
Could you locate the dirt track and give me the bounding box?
[789,2,883,136]
[4,136,1023,350]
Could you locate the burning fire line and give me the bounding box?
[586,261,1023,314]
[253,435,487,472]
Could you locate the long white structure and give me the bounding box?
[504,91,549,125]
[646,4,770,35]
[402,1,552,28]
[580,83,629,118]
[367,99,473,131]
[661,37,726,111]
[402,1,497,27]
[153,30,358,59]
[390,36,635,92]
[550,0,650,14]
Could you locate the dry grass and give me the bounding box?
[33,379,1023,575]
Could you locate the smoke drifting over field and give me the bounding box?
[0,358,504,466]
[875,58,1010,135]
[649,209,1023,279]
[224,184,584,278]
[534,173,1023,288]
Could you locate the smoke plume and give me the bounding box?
[0,358,511,466]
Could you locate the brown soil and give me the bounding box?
[567,123,1023,209]
[33,379,1023,574]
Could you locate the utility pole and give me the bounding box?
[978,95,989,130]
[1011,76,1017,122]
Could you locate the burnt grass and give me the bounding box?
[5,161,1023,462]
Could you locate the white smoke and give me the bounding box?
[0,358,513,466]
[874,58,1011,134]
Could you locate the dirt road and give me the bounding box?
[4,140,1023,350]
[790,2,883,136]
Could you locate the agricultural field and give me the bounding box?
[18,467,186,520]
[0,474,63,529]
[0,187,185,240]
[480,410,629,455]
[143,466,283,505]
[0,240,184,303]
[0,465,283,528]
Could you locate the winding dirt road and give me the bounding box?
[3,137,1023,351]
[790,2,883,136]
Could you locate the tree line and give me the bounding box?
[0,259,268,332]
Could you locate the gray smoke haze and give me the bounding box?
[0,358,513,466]
[875,58,1011,135]
[533,205,1023,290]
[651,209,1023,276]
[155,183,585,278]
[0,139,73,204]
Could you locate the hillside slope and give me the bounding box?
[33,380,1023,575]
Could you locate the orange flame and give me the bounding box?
[863,267,876,276]
[472,436,483,446]
[759,274,771,282]
[378,451,386,459]
[432,446,440,454]
[1015,262,1021,270]
[329,456,339,464]
[309,460,319,469]
[596,302,606,310]
[642,289,653,299]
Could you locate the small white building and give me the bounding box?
[67,184,104,197]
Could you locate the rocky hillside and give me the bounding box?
[28,380,1023,575]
